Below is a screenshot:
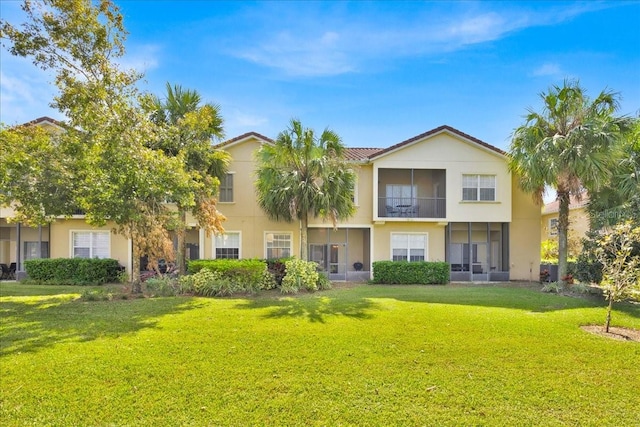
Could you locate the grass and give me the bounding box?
[1,282,639,426]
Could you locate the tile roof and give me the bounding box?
[542,191,589,214]
[344,147,382,161]
[20,116,66,128]
[214,131,274,149]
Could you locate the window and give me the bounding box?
[391,233,428,262]
[24,242,49,260]
[266,233,292,259]
[462,175,496,201]
[549,218,559,236]
[219,173,234,203]
[214,232,240,259]
[72,231,110,258]
[386,184,417,206]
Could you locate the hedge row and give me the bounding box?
[24,258,122,285]
[371,261,449,285]
[187,259,268,287]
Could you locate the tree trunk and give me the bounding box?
[131,239,142,294]
[605,296,613,333]
[300,214,308,261]
[176,209,187,275]
[557,190,570,287]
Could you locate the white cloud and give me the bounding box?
[223,108,269,136]
[118,43,161,73]
[532,63,563,77]
[229,2,611,77]
[0,57,60,125]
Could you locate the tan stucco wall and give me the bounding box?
[541,208,589,243]
[49,219,130,268]
[371,222,447,263]
[371,132,512,223]
[510,176,541,281]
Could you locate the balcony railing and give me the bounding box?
[378,197,446,218]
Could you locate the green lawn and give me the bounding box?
[1,282,638,426]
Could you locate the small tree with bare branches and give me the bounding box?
[594,222,640,332]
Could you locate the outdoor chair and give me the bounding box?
[385,205,400,217]
[0,263,9,280]
[8,263,16,280]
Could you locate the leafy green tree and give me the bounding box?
[0,124,76,225]
[1,0,196,289]
[509,80,627,286]
[594,222,640,332]
[144,83,230,275]
[255,119,357,260]
[587,116,640,229]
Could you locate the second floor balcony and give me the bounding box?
[377,168,446,219]
[378,196,446,218]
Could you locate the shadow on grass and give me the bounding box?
[235,294,380,323]
[0,292,205,357]
[235,283,640,322]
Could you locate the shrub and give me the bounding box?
[144,277,179,297]
[187,259,266,292]
[316,274,332,290]
[80,288,114,301]
[260,269,278,290]
[179,268,242,297]
[541,282,562,293]
[24,258,121,285]
[281,258,319,294]
[371,261,449,285]
[265,259,288,286]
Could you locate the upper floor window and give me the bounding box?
[72,231,110,258]
[214,232,240,259]
[391,233,428,262]
[548,218,559,236]
[462,174,496,201]
[219,173,234,203]
[266,233,292,259]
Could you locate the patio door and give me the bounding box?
[310,244,327,272]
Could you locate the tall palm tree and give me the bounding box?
[255,119,357,261]
[148,83,229,274]
[587,116,640,229]
[509,80,627,285]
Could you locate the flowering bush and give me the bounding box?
[281,258,320,294]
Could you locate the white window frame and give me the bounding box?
[213,231,242,259]
[265,232,293,259]
[390,232,428,262]
[70,230,110,259]
[462,174,496,202]
[219,172,234,203]
[548,218,559,237]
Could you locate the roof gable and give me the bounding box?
[368,125,505,161]
[214,131,273,150]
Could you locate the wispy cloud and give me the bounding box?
[118,43,161,73]
[228,1,613,77]
[532,63,563,77]
[0,57,60,125]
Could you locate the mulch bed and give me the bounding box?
[581,325,640,342]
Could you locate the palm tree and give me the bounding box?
[587,116,640,229]
[148,83,229,274]
[509,80,627,285]
[255,119,357,261]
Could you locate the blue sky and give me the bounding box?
[1,0,639,151]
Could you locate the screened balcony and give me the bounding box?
[377,169,446,218]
